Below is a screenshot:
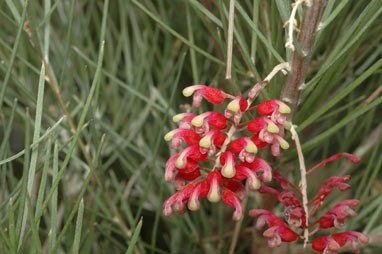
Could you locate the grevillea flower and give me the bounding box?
[234,165,261,190]
[165,154,198,182]
[230,137,258,163]
[221,180,247,200]
[222,189,243,221]
[249,209,298,247]
[312,200,359,229]
[247,117,289,156]
[182,85,230,107]
[257,100,291,125]
[172,113,196,129]
[225,96,248,123]
[199,130,226,156]
[309,176,351,215]
[174,145,207,169]
[220,151,236,178]
[191,111,227,135]
[174,168,201,190]
[164,128,201,149]
[241,157,272,182]
[258,186,306,228]
[206,171,222,202]
[312,231,368,254]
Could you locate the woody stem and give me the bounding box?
[290,125,309,247]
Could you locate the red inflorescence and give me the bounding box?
[163,84,367,253]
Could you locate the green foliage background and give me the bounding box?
[0,0,381,253]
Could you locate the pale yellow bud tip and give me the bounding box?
[199,136,212,148]
[208,191,220,203]
[245,141,258,154]
[267,122,279,134]
[191,115,204,127]
[173,114,185,122]
[182,87,195,97]
[164,130,175,141]
[279,102,291,114]
[227,100,240,113]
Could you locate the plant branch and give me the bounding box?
[290,125,309,247]
[281,0,326,118]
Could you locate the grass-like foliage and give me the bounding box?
[0,0,381,253]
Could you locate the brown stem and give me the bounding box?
[281,0,326,118]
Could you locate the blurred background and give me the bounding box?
[0,0,381,253]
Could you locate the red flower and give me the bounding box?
[198,130,226,156]
[174,145,207,169]
[183,85,229,107]
[230,137,258,163]
[234,165,261,190]
[312,231,368,254]
[249,209,298,247]
[225,96,248,123]
[165,154,198,182]
[222,189,243,221]
[164,128,201,149]
[206,171,222,203]
[312,200,359,229]
[241,157,273,182]
[191,111,227,135]
[220,151,236,178]
[172,113,196,129]
[257,100,291,125]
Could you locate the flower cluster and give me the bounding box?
[162,84,368,253]
[163,85,291,221]
[250,154,368,253]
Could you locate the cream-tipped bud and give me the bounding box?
[283,121,292,130]
[267,121,279,134]
[227,99,240,113]
[199,135,212,148]
[173,113,186,122]
[182,86,197,97]
[278,102,291,114]
[164,130,175,141]
[191,115,205,127]
[277,136,289,150]
[245,140,258,154]
[222,163,235,178]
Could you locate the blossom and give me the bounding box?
[164,128,200,149]
[172,113,196,129]
[198,130,226,156]
[191,111,227,135]
[257,100,291,125]
[312,231,368,254]
[182,85,230,107]
[230,137,258,163]
[222,189,243,221]
[247,117,289,156]
[220,151,236,178]
[225,96,248,123]
[249,209,298,247]
[312,200,359,229]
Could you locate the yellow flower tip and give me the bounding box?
[208,191,220,203]
[267,122,279,134]
[227,100,240,113]
[173,114,185,123]
[251,177,261,190]
[278,138,290,150]
[222,164,235,178]
[245,141,258,154]
[182,86,196,97]
[191,115,204,127]
[278,102,291,114]
[164,130,175,141]
[199,136,212,148]
[175,157,185,169]
[283,121,292,130]
[188,201,198,211]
